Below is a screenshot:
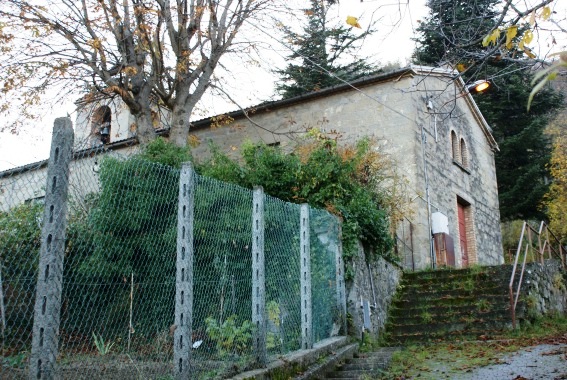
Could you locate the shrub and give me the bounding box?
[196,136,397,267]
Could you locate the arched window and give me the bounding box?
[91,106,112,144]
[451,130,459,162]
[460,138,469,169]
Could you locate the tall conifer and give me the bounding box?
[276,0,377,99]
[414,0,563,220]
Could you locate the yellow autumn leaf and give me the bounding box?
[522,30,534,45]
[505,25,518,50]
[456,63,466,72]
[524,47,536,59]
[542,6,551,20]
[482,29,500,47]
[346,16,361,29]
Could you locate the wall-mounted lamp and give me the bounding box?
[467,80,491,94]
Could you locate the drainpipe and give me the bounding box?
[420,122,436,269]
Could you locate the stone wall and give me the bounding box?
[410,76,503,268]
[346,242,402,339]
[524,260,567,317]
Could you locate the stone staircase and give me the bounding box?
[323,347,401,379]
[383,265,525,345]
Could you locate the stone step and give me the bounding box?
[400,272,514,289]
[388,317,513,335]
[401,280,509,294]
[326,370,372,378]
[340,357,391,369]
[383,265,528,345]
[388,308,512,325]
[397,288,509,303]
[340,363,382,371]
[388,303,517,318]
[401,266,513,282]
[385,328,509,345]
[324,348,401,379]
[393,294,511,309]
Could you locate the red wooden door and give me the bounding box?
[458,203,469,267]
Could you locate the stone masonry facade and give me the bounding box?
[0,66,504,269]
[187,66,504,269]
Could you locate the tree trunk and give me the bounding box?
[134,108,157,145]
[170,72,214,147]
[170,107,190,147]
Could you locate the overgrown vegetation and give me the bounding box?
[0,202,42,354]
[195,133,401,270]
[1,135,400,370]
[544,115,567,242]
[205,315,253,358]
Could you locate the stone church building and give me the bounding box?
[0,65,504,269]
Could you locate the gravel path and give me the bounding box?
[459,343,567,380]
[421,343,567,380]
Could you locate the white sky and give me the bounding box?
[0,0,565,171]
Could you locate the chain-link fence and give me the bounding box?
[0,161,47,377]
[0,120,345,379]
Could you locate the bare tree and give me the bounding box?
[0,0,272,146]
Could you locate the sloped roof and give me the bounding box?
[190,65,499,151]
[0,65,499,177]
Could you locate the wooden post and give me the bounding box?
[29,118,74,380]
[174,163,195,379]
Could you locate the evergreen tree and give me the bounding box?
[276,0,377,99]
[413,0,498,66]
[414,0,563,221]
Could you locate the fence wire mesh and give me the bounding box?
[59,150,177,379]
[309,208,341,343]
[264,195,301,356]
[0,161,48,376]
[0,131,345,379]
[191,173,254,378]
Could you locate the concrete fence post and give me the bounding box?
[300,204,312,349]
[29,118,74,380]
[252,186,266,367]
[336,222,347,335]
[174,163,195,380]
